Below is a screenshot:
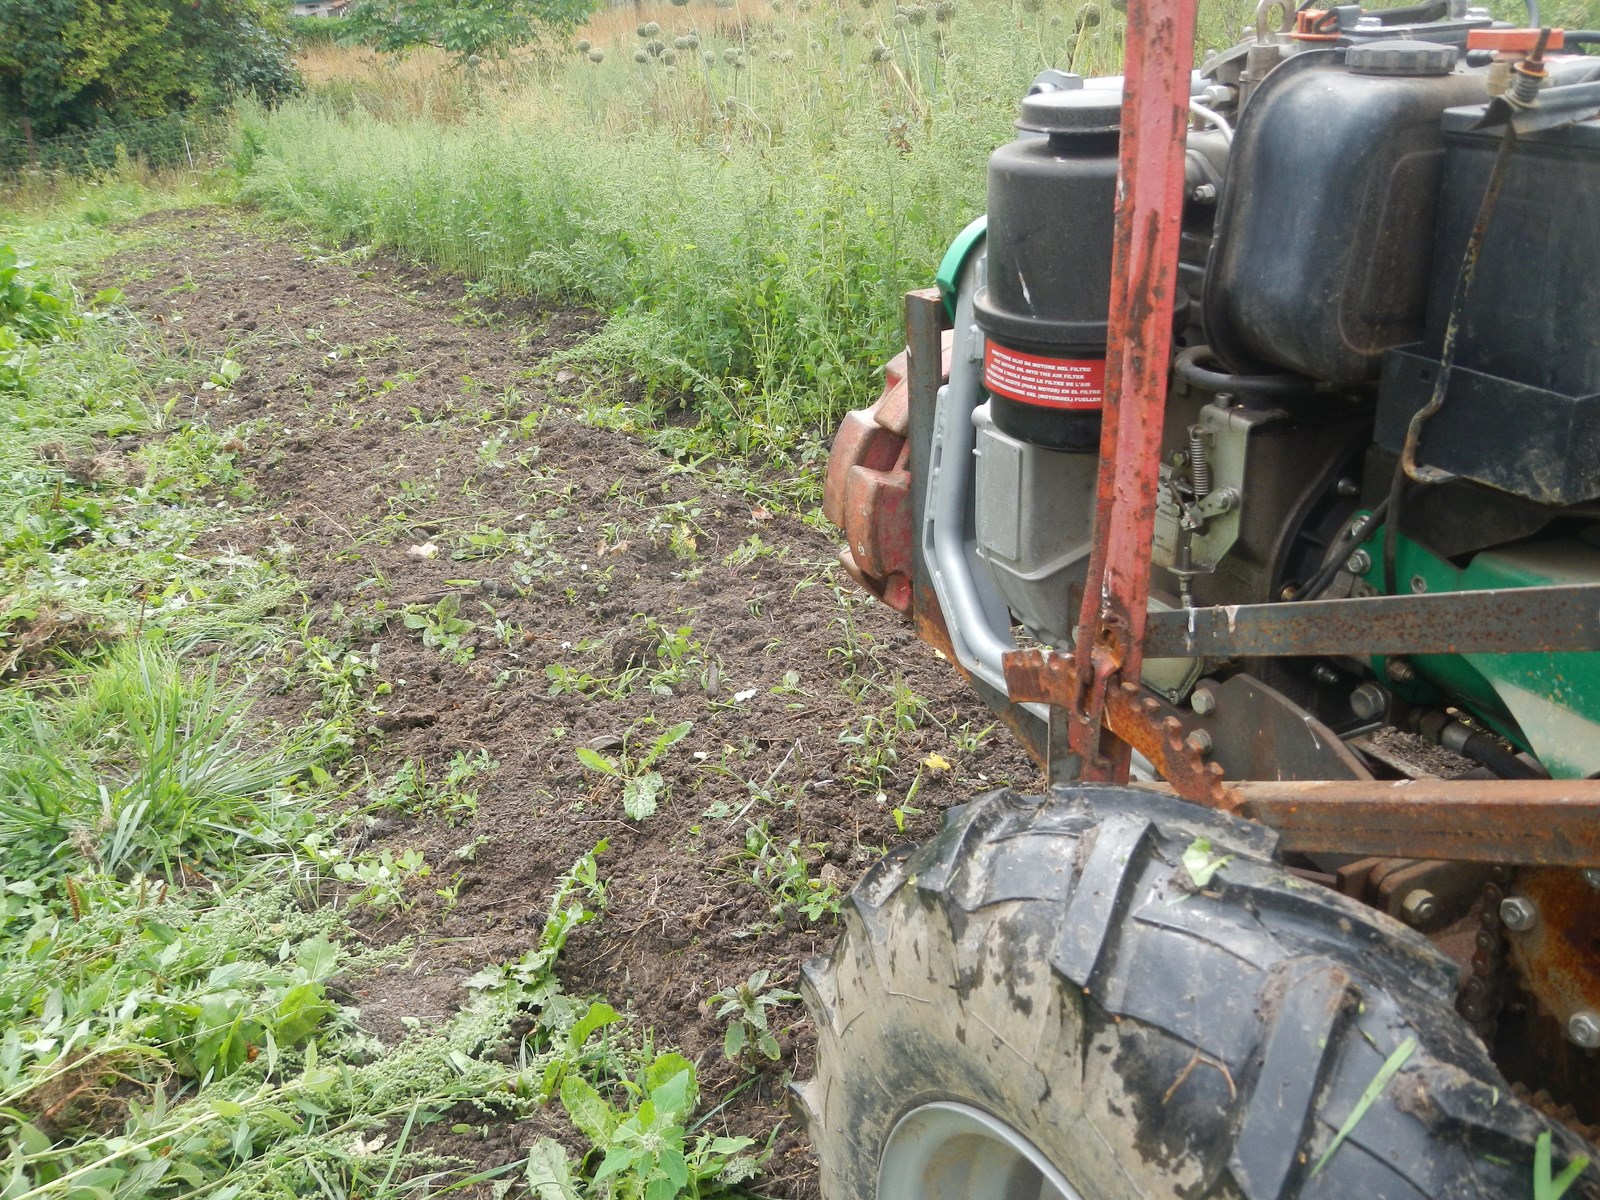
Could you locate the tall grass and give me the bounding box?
[245,0,1255,448]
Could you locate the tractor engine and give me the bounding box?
[825,6,1600,1130]
[942,23,1600,770]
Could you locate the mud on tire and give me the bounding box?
[794,785,1600,1199]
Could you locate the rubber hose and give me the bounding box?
[1173,345,1314,399]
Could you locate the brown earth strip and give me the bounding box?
[98,207,1037,1196]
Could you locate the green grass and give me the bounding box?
[238,0,1598,473]
[236,0,1257,464]
[0,207,764,1199]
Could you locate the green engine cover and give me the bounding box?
[1356,525,1600,779]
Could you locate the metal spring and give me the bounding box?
[1187,425,1212,499]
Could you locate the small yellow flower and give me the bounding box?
[922,753,952,771]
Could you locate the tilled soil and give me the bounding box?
[100,208,1037,1195]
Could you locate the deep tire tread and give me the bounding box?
[801,784,1600,1200]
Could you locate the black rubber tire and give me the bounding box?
[795,785,1600,1200]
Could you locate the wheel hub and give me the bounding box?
[878,1101,1086,1200]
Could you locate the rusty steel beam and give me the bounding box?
[1142,582,1600,659]
[1221,779,1600,867]
[1065,0,1200,781]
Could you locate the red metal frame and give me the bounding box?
[1064,0,1200,781]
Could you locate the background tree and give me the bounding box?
[0,0,300,141]
[341,0,601,65]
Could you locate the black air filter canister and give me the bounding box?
[975,89,1121,452]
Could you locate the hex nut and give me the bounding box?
[1499,896,1538,932]
[1349,682,1389,721]
[1190,686,1217,716]
[1401,889,1437,926]
[1568,1009,1600,1050]
[1385,658,1417,684]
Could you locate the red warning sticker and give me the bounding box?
[983,342,1105,409]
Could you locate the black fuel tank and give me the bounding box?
[974,88,1121,451]
[1202,44,1487,385]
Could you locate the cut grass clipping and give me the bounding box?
[1311,1036,1417,1177]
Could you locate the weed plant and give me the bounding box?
[238,0,1260,463]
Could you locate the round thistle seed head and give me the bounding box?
[703,48,717,62]
[588,49,605,62]
[673,34,690,48]
[769,49,781,60]
[1049,12,1062,24]
[645,20,661,34]
[662,48,678,63]
[634,48,651,62]
[647,38,665,54]
[773,26,787,40]
[779,47,795,60]
[576,38,592,51]
[933,0,953,20]
[1076,2,1102,25]
[636,22,650,36]
[733,53,747,68]
[797,0,812,10]
[723,45,739,62]
[907,4,928,23]
[892,10,909,26]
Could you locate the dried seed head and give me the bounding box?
[662,48,678,64]
[634,48,651,62]
[637,22,650,36]
[1077,2,1102,25]
[907,3,928,23]
[723,45,740,62]
[576,38,592,51]
[704,48,717,62]
[588,49,606,62]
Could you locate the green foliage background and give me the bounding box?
[0,0,300,140]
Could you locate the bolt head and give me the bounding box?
[1349,682,1389,721]
[1401,896,1440,928]
[1345,549,1372,575]
[1568,1009,1600,1049]
[1190,686,1217,716]
[1500,896,1538,932]
[1401,890,1438,926]
[1583,867,1600,891]
[1186,728,1213,755]
[1385,658,1417,684]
